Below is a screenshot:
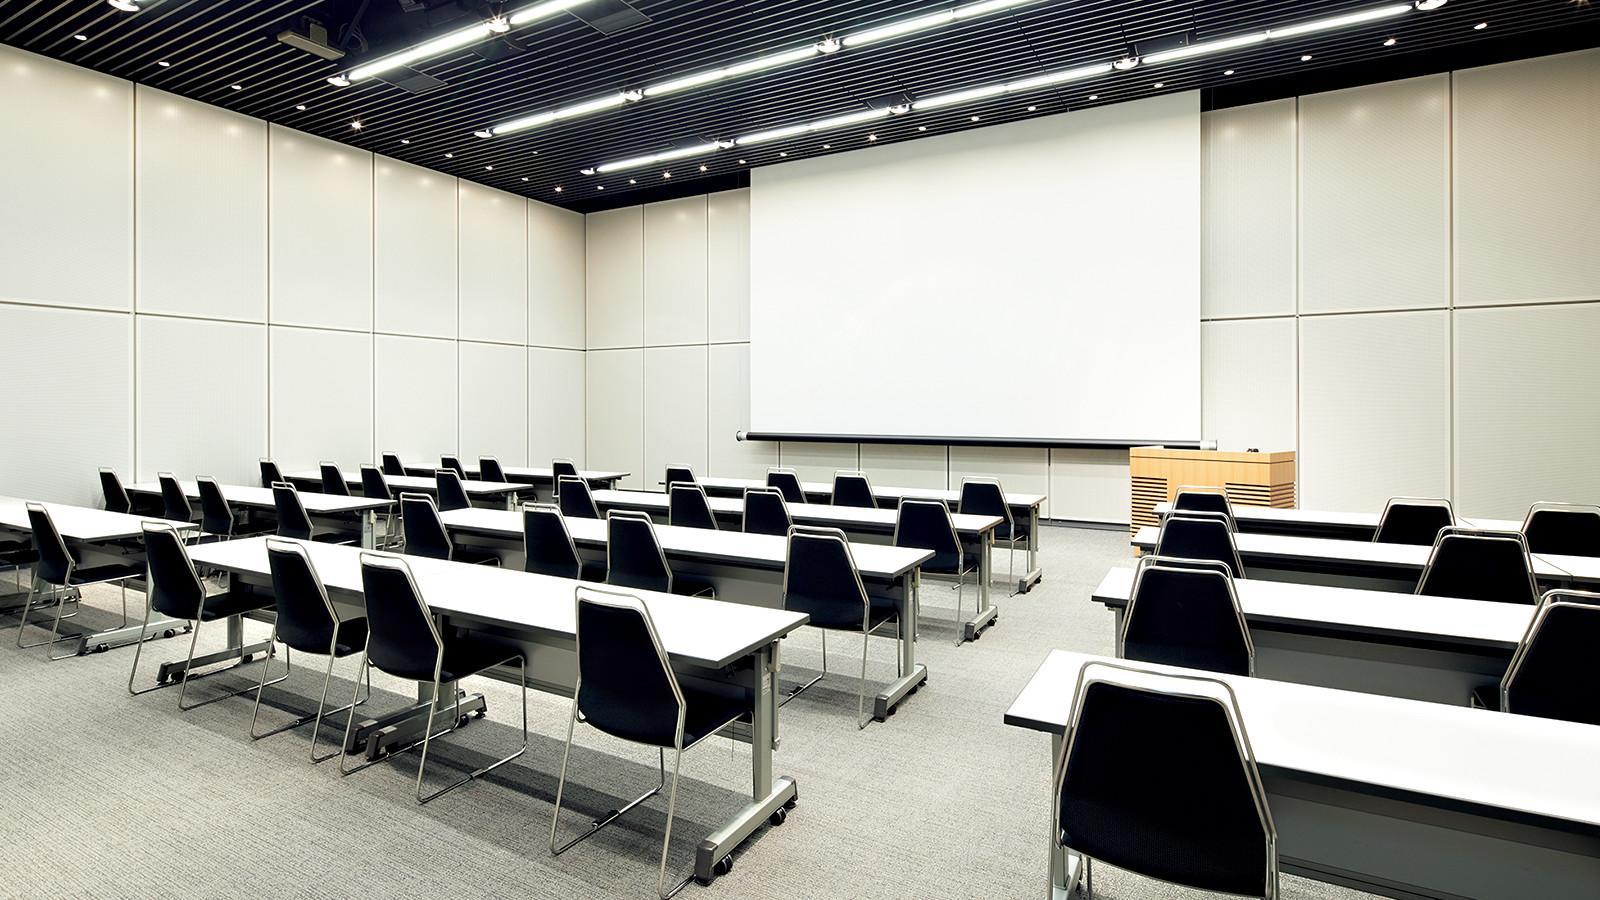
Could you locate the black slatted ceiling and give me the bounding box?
[2,0,1596,211]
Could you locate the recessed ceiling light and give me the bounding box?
[663,171,671,178]
[1223,69,1234,75]
[699,164,708,171]
[1414,0,1448,9]
[868,133,878,140]
[1300,54,1313,61]
[1088,94,1098,100]
[779,151,788,157]
[822,143,831,149]
[474,129,493,139]
[157,60,171,67]
[1026,105,1036,111]
[522,177,529,181]
[350,120,362,130]
[597,185,604,190]
[399,138,410,144]
[1113,56,1139,71]
[917,126,927,131]
[629,178,637,184]
[73,34,88,41]
[1473,21,1487,30]
[484,165,493,170]
[1153,82,1164,88]
[230,84,243,91]
[1383,37,1397,46]
[108,0,142,10]
[555,186,563,193]
[969,116,979,122]
[295,104,307,111]
[444,152,454,159]
[738,159,746,164]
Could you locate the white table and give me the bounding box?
[288,471,525,509]
[438,506,938,719]
[189,536,804,888]
[1152,501,1521,541]
[397,462,628,499]
[1006,650,1600,900]
[694,475,1047,593]
[1091,566,1530,703]
[127,481,390,549]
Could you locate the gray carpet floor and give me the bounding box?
[0,526,1376,899]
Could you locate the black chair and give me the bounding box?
[198,475,266,542]
[1417,528,1538,605]
[664,465,696,489]
[440,455,466,478]
[783,526,902,728]
[1055,660,1277,899]
[1121,556,1253,676]
[552,458,580,496]
[341,553,527,803]
[400,493,500,566]
[1521,502,1600,558]
[158,472,196,530]
[1174,488,1235,529]
[319,462,352,497]
[668,483,718,530]
[1374,497,1454,545]
[959,478,1028,591]
[894,499,978,645]
[479,456,508,483]
[523,503,601,580]
[359,465,401,550]
[742,487,792,536]
[128,522,283,706]
[832,470,877,509]
[436,469,473,513]
[381,451,407,478]
[99,467,131,514]
[252,538,371,761]
[766,467,805,504]
[1154,514,1245,578]
[259,458,286,490]
[272,482,355,544]
[558,475,600,519]
[17,503,143,658]
[550,585,747,899]
[1471,590,1600,725]
[606,510,673,594]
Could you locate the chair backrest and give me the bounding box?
[1374,497,1454,545]
[893,498,963,572]
[1154,514,1245,578]
[196,476,235,536]
[606,510,672,594]
[99,467,130,514]
[271,482,314,541]
[742,487,792,536]
[358,553,443,683]
[1057,661,1275,899]
[157,472,192,522]
[265,538,340,654]
[440,455,466,478]
[435,469,471,513]
[1174,488,1233,523]
[479,456,507,483]
[1417,528,1538,605]
[141,522,206,620]
[832,470,877,509]
[783,527,871,629]
[359,465,393,501]
[400,493,452,561]
[1500,590,1600,725]
[574,585,685,748]
[319,462,351,497]
[557,476,599,519]
[380,451,406,478]
[259,458,285,489]
[958,478,1012,529]
[26,503,74,586]
[664,465,696,488]
[552,459,579,495]
[1521,502,1600,558]
[1122,556,1253,676]
[668,483,718,530]
[522,504,582,579]
[766,467,804,504]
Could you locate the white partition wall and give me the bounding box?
[586,350,645,488]
[375,158,458,339]
[460,341,529,465]
[136,317,267,486]
[270,327,373,474]
[269,125,374,332]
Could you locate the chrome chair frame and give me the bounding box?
[606,509,676,594]
[959,477,1024,592]
[831,469,877,508]
[1521,501,1600,556]
[522,502,583,578]
[558,475,601,518]
[100,466,132,514]
[16,502,136,659]
[1497,589,1600,713]
[765,466,805,504]
[552,458,580,497]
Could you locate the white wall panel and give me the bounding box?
[374,158,456,338]
[459,181,527,343]
[459,341,527,466]
[269,125,372,331]
[586,349,644,488]
[1202,318,1298,451]
[528,201,586,348]
[779,443,860,484]
[1299,75,1450,313]
[1454,303,1600,517]
[0,46,131,311]
[708,343,776,478]
[0,306,131,506]
[1299,311,1450,511]
[859,445,948,490]
[707,189,752,343]
[644,196,708,346]
[269,327,371,472]
[950,447,1050,519]
[1201,99,1297,318]
[585,207,643,349]
[644,345,709,489]
[374,335,457,464]
[1048,449,1128,524]
[136,86,266,322]
[1454,50,1600,307]
[529,348,586,467]
[136,317,265,484]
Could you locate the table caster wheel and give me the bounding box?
[715,856,734,877]
[93,643,108,654]
[783,797,798,811]
[768,807,787,826]
[239,653,254,665]
[474,708,487,719]
[162,629,176,639]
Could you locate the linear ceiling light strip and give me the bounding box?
[328,0,591,86]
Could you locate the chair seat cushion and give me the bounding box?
[681,680,749,746]
[436,635,519,683]
[197,588,278,622]
[281,616,369,657]
[994,520,1030,541]
[69,563,144,585]
[808,594,900,631]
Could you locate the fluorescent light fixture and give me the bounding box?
[331,0,591,85]
[841,0,1042,48]
[107,0,143,11]
[594,141,731,173]
[1414,0,1447,10]
[1142,32,1267,65]
[492,91,635,136]
[912,83,1008,111]
[913,62,1111,111]
[643,45,820,98]
[1268,4,1411,39]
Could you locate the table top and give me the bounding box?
[290,471,524,498]
[0,495,195,541]
[189,537,808,670]
[694,475,1046,510]
[592,489,1003,537]
[1004,650,1600,835]
[128,481,390,514]
[1092,566,1531,651]
[403,463,628,483]
[1152,502,1522,534]
[439,506,933,581]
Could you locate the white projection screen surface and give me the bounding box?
[749,91,1201,442]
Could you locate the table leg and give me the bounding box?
[1019,504,1043,593]
[874,570,928,720]
[346,677,488,759]
[361,510,376,550]
[1048,732,1084,899]
[963,533,999,642]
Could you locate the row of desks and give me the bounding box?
[1152,501,1522,541]
[376,463,628,497]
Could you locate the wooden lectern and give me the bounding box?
[1129,447,1297,536]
